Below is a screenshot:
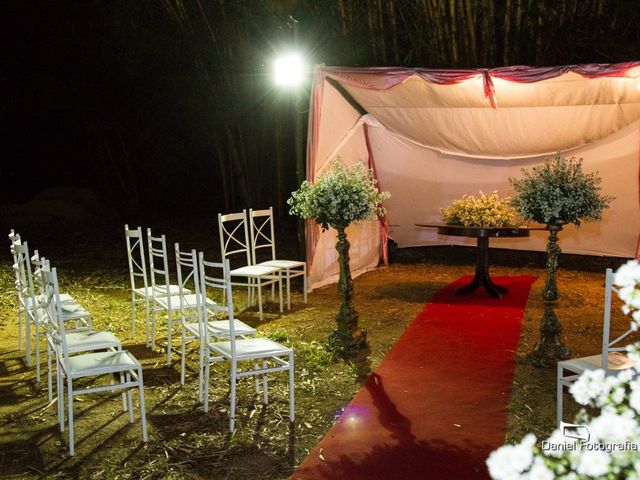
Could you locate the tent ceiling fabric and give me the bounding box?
[307,63,640,290]
[336,71,640,157]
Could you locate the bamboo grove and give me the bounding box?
[12,1,640,216]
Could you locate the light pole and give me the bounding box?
[274,52,307,260]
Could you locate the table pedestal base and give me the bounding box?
[454,237,507,298]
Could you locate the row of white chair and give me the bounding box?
[8,230,147,456]
[124,227,295,431]
[124,207,306,366]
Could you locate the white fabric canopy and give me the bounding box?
[306,64,640,290]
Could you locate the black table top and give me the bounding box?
[415,223,545,238]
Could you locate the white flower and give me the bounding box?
[575,449,610,477]
[487,446,522,480]
[614,260,640,288]
[589,411,638,442]
[524,457,554,480]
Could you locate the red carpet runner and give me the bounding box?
[291,275,537,480]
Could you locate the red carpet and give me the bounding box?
[291,275,537,480]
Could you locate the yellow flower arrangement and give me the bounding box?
[440,191,517,227]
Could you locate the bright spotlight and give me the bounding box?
[274,53,304,87]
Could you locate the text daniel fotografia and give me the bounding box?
[542,423,639,454]
[541,440,639,454]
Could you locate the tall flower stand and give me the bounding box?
[331,227,367,355]
[529,224,571,366]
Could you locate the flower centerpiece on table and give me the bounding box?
[487,260,640,480]
[287,159,390,355]
[510,152,614,366]
[440,190,518,227]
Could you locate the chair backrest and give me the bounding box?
[218,211,252,268]
[197,254,236,352]
[146,228,171,294]
[174,243,199,319]
[601,267,635,369]
[249,207,277,265]
[124,225,149,292]
[12,241,37,311]
[41,266,70,363]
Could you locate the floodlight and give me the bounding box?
[274,53,304,87]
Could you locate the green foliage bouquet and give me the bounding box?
[287,160,390,230]
[509,152,614,227]
[440,190,517,227]
[288,159,389,354]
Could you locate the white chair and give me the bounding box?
[124,225,183,345]
[36,258,122,404]
[9,230,25,351]
[42,266,147,456]
[557,268,637,425]
[218,211,283,321]
[13,242,92,381]
[198,255,294,432]
[249,207,307,310]
[147,229,190,364]
[175,247,257,401]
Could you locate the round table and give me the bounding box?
[415,224,536,298]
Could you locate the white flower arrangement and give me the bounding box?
[287,159,390,231]
[487,260,640,480]
[509,152,614,227]
[440,190,517,227]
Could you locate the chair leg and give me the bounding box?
[289,354,295,423]
[230,363,237,432]
[127,372,134,423]
[257,283,264,321]
[35,321,41,383]
[286,271,291,310]
[303,266,307,304]
[204,361,210,413]
[151,306,158,351]
[166,311,173,366]
[144,297,151,348]
[278,276,283,313]
[67,377,75,456]
[25,312,32,367]
[47,341,53,403]
[180,328,187,385]
[138,367,148,442]
[263,360,268,404]
[130,293,136,338]
[57,360,65,432]
[557,365,563,427]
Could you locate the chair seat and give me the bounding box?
[67,350,140,378]
[559,352,636,375]
[155,294,215,310]
[65,331,121,353]
[230,265,280,278]
[209,337,291,360]
[258,259,305,270]
[184,320,256,338]
[134,285,186,297]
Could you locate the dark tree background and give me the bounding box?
[3,0,640,220]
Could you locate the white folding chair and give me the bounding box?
[218,211,282,321]
[42,266,147,456]
[557,268,637,425]
[147,229,190,364]
[36,258,122,403]
[249,207,307,310]
[9,230,25,351]
[177,249,257,402]
[198,255,294,432]
[13,242,92,381]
